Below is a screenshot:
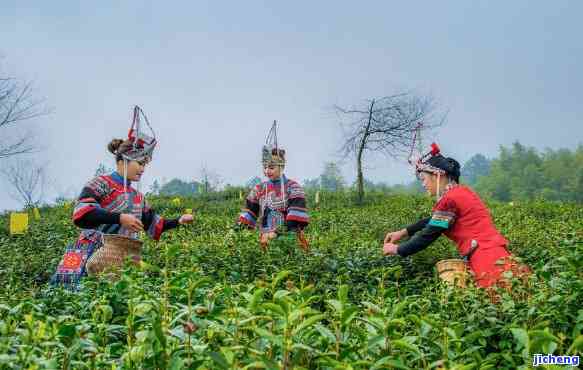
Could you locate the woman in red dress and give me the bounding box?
[382,144,529,289]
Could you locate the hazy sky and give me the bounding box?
[1,1,582,211]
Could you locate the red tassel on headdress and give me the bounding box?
[127,129,146,148]
[418,142,441,163]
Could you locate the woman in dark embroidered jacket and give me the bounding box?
[236,122,310,251]
[51,107,193,289]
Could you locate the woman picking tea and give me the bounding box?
[236,121,310,251]
[382,143,529,289]
[51,106,193,289]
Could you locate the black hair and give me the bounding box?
[426,155,461,183]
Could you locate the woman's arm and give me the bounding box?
[397,198,458,257]
[72,177,120,228]
[405,217,431,237]
[285,180,309,232]
[396,225,444,257]
[237,186,261,229]
[142,206,180,241]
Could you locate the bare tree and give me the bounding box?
[199,164,223,193]
[335,91,446,204]
[0,72,49,159]
[1,159,48,208]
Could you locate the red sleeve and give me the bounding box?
[429,194,458,229]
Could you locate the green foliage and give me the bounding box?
[149,179,161,195]
[462,154,491,186]
[353,179,423,195]
[159,178,202,196]
[472,142,583,203]
[0,192,582,368]
[304,162,346,192]
[320,162,345,192]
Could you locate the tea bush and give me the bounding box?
[0,193,581,369]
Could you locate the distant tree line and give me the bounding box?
[303,162,422,195]
[135,142,582,203]
[464,142,583,203]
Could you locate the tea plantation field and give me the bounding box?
[0,193,581,369]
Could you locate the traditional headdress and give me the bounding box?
[411,142,461,198]
[122,106,157,162]
[407,123,460,183]
[262,120,286,167]
[119,106,157,216]
[261,120,287,210]
[414,143,460,181]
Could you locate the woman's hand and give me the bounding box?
[384,229,408,244]
[383,242,400,256]
[260,232,277,244]
[259,232,277,251]
[259,232,278,246]
[179,214,195,225]
[120,214,144,232]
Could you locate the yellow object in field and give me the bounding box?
[185,208,192,215]
[172,198,181,206]
[239,190,243,200]
[33,208,41,220]
[315,191,320,205]
[10,212,29,235]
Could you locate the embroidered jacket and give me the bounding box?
[238,175,309,233]
[51,172,178,289]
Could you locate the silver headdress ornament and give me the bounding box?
[262,120,286,167]
[121,106,157,237]
[261,120,287,212]
[414,142,455,200]
[407,122,448,199]
[122,106,157,162]
[414,142,445,176]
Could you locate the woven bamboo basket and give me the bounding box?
[86,234,142,276]
[435,259,468,288]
